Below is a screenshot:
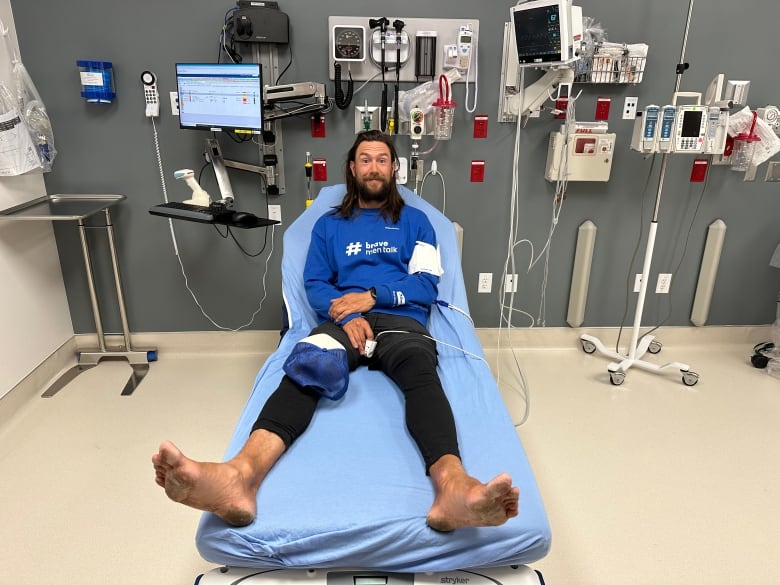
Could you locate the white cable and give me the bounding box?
[151,117,177,256]
[497,88,575,329]
[151,119,275,331]
[182,225,276,332]
[418,167,447,215]
[436,300,474,325]
[464,39,478,114]
[374,330,487,365]
[353,70,382,95]
[438,302,530,425]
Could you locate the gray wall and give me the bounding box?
[10,0,780,333]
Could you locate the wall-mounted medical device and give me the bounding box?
[370,28,410,67]
[545,127,616,181]
[176,63,264,135]
[510,0,581,67]
[332,25,366,61]
[630,91,729,155]
[233,0,289,44]
[497,2,581,123]
[327,17,479,83]
[443,24,474,73]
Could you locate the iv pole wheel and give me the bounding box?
[681,370,699,386]
[581,339,597,354]
[609,370,626,386]
[648,340,662,354]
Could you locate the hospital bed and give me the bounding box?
[194,185,551,584]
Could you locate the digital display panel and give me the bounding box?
[176,63,263,134]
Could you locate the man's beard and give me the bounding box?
[357,173,391,202]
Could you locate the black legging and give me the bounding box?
[252,313,460,472]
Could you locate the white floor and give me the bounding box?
[0,327,778,585]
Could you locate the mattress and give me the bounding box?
[195,185,551,572]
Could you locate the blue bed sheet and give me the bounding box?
[195,185,551,572]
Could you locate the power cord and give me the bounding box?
[419,161,447,215]
[464,40,478,114]
[373,329,487,365]
[334,63,354,110]
[219,8,241,64]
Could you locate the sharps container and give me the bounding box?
[77,61,116,103]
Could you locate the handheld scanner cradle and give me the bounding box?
[174,168,210,203]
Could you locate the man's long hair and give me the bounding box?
[335,130,404,223]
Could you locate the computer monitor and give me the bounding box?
[176,63,264,135]
[510,0,576,67]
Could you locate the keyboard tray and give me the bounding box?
[149,203,279,229]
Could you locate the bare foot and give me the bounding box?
[426,458,519,532]
[152,440,258,526]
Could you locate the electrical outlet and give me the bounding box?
[634,273,643,293]
[656,273,672,294]
[169,91,179,116]
[267,204,282,224]
[504,273,518,293]
[623,97,638,119]
[623,96,638,120]
[478,272,492,293]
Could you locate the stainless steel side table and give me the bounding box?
[0,194,156,396]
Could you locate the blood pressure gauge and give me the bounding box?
[333,25,366,61]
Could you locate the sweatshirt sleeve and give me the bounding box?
[372,213,439,310]
[303,216,340,323]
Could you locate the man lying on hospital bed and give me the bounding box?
[152,130,518,532]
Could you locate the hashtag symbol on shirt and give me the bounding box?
[345,241,362,256]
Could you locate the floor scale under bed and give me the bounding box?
[192,186,551,584]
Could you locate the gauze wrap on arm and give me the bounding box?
[282,334,350,400]
[408,241,444,276]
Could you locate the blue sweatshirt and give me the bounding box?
[304,205,439,326]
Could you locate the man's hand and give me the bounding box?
[328,291,375,323]
[342,317,374,355]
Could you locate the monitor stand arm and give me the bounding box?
[204,138,269,204]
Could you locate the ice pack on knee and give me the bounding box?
[283,334,350,400]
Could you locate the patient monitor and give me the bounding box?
[510,0,581,67]
[499,1,582,121]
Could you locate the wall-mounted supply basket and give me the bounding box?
[575,43,648,85]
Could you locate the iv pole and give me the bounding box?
[579,0,700,387]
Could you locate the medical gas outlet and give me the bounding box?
[545,131,617,182]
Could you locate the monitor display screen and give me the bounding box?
[680,110,703,137]
[511,0,571,66]
[176,63,263,134]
